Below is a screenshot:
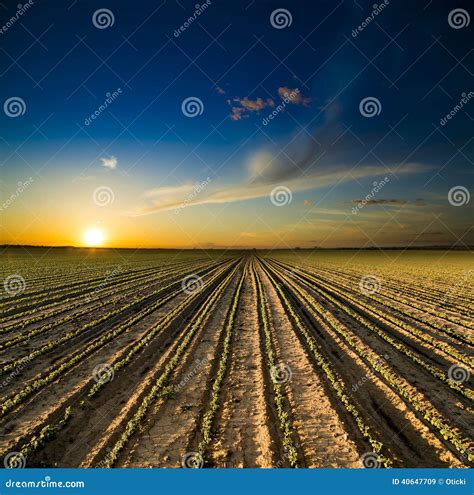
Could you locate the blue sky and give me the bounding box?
[0,0,472,248]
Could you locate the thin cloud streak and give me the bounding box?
[132,162,427,216]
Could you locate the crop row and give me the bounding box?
[0,261,235,418]
[197,264,247,461]
[0,260,216,349]
[0,261,223,373]
[0,259,206,324]
[307,263,473,335]
[274,260,473,369]
[97,260,242,467]
[254,261,298,467]
[299,263,473,317]
[266,261,472,463]
[257,260,393,467]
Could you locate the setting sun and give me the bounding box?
[83,228,105,247]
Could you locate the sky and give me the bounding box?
[0,0,472,249]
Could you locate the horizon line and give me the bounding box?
[1,244,473,252]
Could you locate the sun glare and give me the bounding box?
[83,228,105,247]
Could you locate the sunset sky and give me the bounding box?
[0,0,472,249]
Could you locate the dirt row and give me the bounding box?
[0,255,471,468]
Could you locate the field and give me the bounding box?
[0,247,472,468]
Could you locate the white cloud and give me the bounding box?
[100,156,118,170]
[132,162,427,216]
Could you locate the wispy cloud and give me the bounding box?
[134,161,426,216]
[229,96,275,120]
[133,102,428,217]
[100,156,118,170]
[278,87,311,106]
